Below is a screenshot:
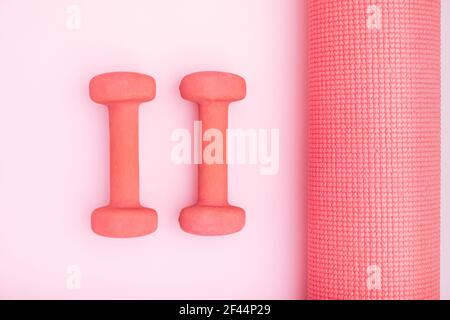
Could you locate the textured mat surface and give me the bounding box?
[308,0,441,300]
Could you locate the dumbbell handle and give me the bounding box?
[108,102,140,207]
[197,102,229,206]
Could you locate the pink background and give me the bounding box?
[0,0,447,299]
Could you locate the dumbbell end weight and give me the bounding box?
[179,71,246,102]
[90,72,156,104]
[92,207,157,238]
[179,205,245,236]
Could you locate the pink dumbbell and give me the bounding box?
[179,71,246,236]
[90,72,157,238]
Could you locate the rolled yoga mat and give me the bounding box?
[307,0,441,300]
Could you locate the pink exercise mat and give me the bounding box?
[307,0,441,299]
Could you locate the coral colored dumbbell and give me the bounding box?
[89,72,157,238]
[179,71,246,236]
